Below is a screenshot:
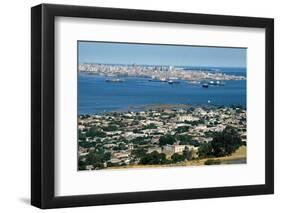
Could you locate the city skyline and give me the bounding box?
[78,41,247,68]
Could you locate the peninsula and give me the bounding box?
[79,63,246,82]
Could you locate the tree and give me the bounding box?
[159,134,176,146]
[119,142,127,150]
[198,126,243,158]
[78,130,86,140]
[78,158,87,170]
[177,134,200,147]
[139,151,167,165]
[143,123,157,129]
[86,150,108,169]
[204,159,221,165]
[182,147,193,160]
[176,134,192,143]
[79,141,95,148]
[92,162,104,169]
[131,148,147,158]
[131,137,149,145]
[85,126,106,138]
[211,126,243,157]
[198,142,213,158]
[131,120,139,126]
[104,152,111,161]
[171,153,185,163]
[175,126,189,133]
[103,124,118,131]
[133,129,141,133]
[112,143,127,151]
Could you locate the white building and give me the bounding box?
[147,147,162,154]
[163,144,186,154]
[174,145,186,153]
[178,115,199,122]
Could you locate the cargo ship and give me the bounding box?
[105,78,124,83]
[202,83,209,88]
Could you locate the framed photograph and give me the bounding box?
[31,4,274,209]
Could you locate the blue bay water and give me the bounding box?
[78,67,246,114]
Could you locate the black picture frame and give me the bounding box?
[31,3,274,209]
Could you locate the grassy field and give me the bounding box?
[106,145,247,170]
[184,145,246,166]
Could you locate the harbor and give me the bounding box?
[79,72,246,115]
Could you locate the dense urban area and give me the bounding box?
[78,105,247,170]
[79,63,246,82]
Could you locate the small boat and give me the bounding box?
[202,83,209,88]
[149,77,167,82]
[148,76,156,81]
[105,78,124,83]
[208,80,225,86]
[168,80,180,84]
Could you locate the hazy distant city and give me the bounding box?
[79,63,246,82]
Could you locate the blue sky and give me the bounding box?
[78,41,246,68]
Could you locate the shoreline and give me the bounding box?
[79,63,246,81]
[79,103,247,116]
